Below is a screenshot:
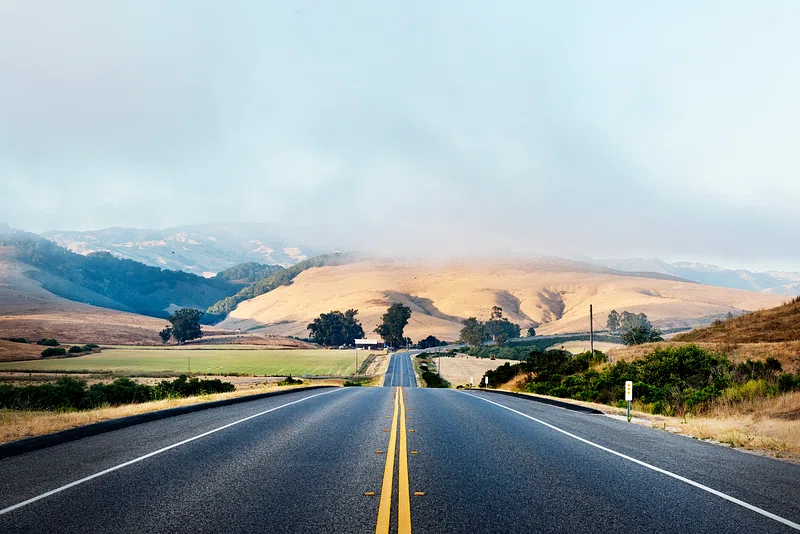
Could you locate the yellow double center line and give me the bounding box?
[376,387,412,534]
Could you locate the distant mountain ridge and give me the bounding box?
[0,229,281,319]
[41,223,321,276]
[579,257,800,296]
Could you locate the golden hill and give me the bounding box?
[218,259,785,342]
[674,297,800,344]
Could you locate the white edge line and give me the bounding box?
[461,391,800,531]
[0,388,343,516]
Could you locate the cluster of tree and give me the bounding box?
[0,375,235,411]
[459,307,522,347]
[3,232,249,319]
[607,310,663,345]
[205,252,354,321]
[481,345,800,416]
[37,338,59,346]
[374,303,412,348]
[418,335,447,349]
[212,262,284,285]
[159,308,204,345]
[307,309,365,346]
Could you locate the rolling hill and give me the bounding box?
[674,297,800,343]
[0,230,282,318]
[581,257,800,296]
[217,259,786,342]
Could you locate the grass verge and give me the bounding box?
[0,379,343,445]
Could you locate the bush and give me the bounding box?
[67,345,85,354]
[83,343,99,349]
[7,337,27,343]
[0,375,236,411]
[41,347,66,357]
[778,373,799,393]
[277,376,303,386]
[37,338,59,347]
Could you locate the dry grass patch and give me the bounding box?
[675,298,800,344]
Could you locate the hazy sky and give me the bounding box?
[1,2,799,270]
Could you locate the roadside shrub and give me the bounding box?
[0,375,236,411]
[277,376,303,386]
[37,338,59,347]
[778,373,799,393]
[67,345,85,354]
[41,347,67,357]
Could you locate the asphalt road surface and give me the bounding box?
[383,351,418,387]
[1,353,799,533]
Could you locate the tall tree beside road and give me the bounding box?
[607,310,620,334]
[484,306,521,345]
[374,303,412,348]
[307,309,365,346]
[460,317,489,347]
[167,309,204,345]
[527,326,536,337]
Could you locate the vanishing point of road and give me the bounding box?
[1,352,799,533]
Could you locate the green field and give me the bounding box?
[0,348,363,376]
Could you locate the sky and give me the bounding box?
[1,1,799,271]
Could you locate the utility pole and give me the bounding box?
[589,304,594,356]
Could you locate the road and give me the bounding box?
[1,352,799,533]
[383,350,418,387]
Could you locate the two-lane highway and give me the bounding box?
[1,353,799,533]
[383,352,417,387]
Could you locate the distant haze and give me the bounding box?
[1,2,799,271]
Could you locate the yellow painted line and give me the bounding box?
[398,387,412,534]
[376,387,399,534]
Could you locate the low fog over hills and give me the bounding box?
[42,223,319,276]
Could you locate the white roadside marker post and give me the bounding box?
[485,376,489,388]
[625,381,633,422]
[470,376,473,387]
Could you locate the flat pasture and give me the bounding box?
[0,347,366,376]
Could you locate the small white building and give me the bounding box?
[355,339,384,350]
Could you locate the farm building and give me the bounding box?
[355,339,384,350]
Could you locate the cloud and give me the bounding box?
[0,1,798,270]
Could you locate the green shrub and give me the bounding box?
[778,373,799,393]
[0,375,235,411]
[7,337,27,343]
[41,347,67,357]
[37,338,59,347]
[277,376,303,386]
[83,343,99,349]
[67,345,84,354]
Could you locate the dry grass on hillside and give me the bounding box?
[675,297,800,343]
[0,340,44,362]
[219,260,784,342]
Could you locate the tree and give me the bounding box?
[460,317,489,347]
[167,308,204,345]
[374,303,412,348]
[621,324,664,346]
[419,335,444,349]
[527,326,536,337]
[307,309,365,346]
[159,327,172,345]
[484,306,521,345]
[607,310,620,334]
